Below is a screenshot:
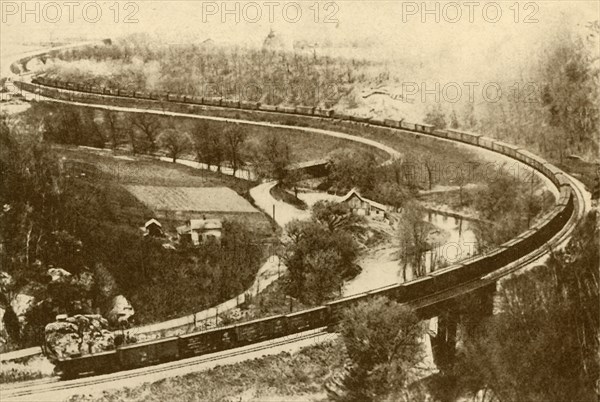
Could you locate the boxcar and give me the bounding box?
[556,172,571,189]
[400,120,417,131]
[367,283,401,301]
[432,129,449,139]
[203,97,222,106]
[519,150,546,172]
[542,163,562,186]
[179,325,237,358]
[460,131,481,145]
[327,293,368,325]
[221,99,240,108]
[286,306,328,334]
[399,275,434,301]
[558,188,572,207]
[118,337,179,369]
[485,247,515,272]
[240,101,259,110]
[490,140,510,155]
[413,123,427,133]
[236,315,287,345]
[478,136,496,150]
[349,115,371,123]
[515,229,539,255]
[314,108,334,118]
[422,123,435,134]
[276,105,295,114]
[333,112,352,121]
[384,118,401,128]
[187,95,201,104]
[259,104,278,112]
[446,130,462,142]
[296,106,314,115]
[430,264,467,292]
[56,350,119,378]
[369,118,385,127]
[500,236,525,258]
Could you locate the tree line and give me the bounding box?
[46,32,373,108]
[31,103,302,182]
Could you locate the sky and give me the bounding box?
[1,1,598,84]
[2,1,597,47]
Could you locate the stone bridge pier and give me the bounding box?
[429,283,496,371]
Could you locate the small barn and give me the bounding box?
[143,219,164,237]
[340,189,388,220]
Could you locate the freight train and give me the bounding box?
[18,77,575,379]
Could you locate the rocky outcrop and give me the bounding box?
[106,295,135,327]
[44,314,114,361]
[47,267,72,283]
[10,294,35,325]
[0,271,15,292]
[0,307,6,348]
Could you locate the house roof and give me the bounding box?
[190,219,222,230]
[144,218,162,228]
[177,219,223,235]
[340,188,388,211]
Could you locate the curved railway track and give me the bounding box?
[1,63,589,399]
[3,329,331,401]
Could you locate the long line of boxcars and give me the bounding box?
[20,78,575,379]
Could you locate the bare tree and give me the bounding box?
[193,122,226,172]
[103,110,122,150]
[158,129,192,163]
[129,113,161,154]
[224,123,247,176]
[397,201,430,280]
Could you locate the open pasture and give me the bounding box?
[55,146,254,194]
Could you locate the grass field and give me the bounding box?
[56,146,254,193]
[57,145,276,234]
[176,107,492,188]
[125,185,259,213]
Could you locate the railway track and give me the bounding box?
[4,177,583,400]
[1,77,588,400]
[3,328,332,401]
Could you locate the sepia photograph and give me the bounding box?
[0,1,598,401]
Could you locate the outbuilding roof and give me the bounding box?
[144,218,162,228]
[340,188,388,211]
